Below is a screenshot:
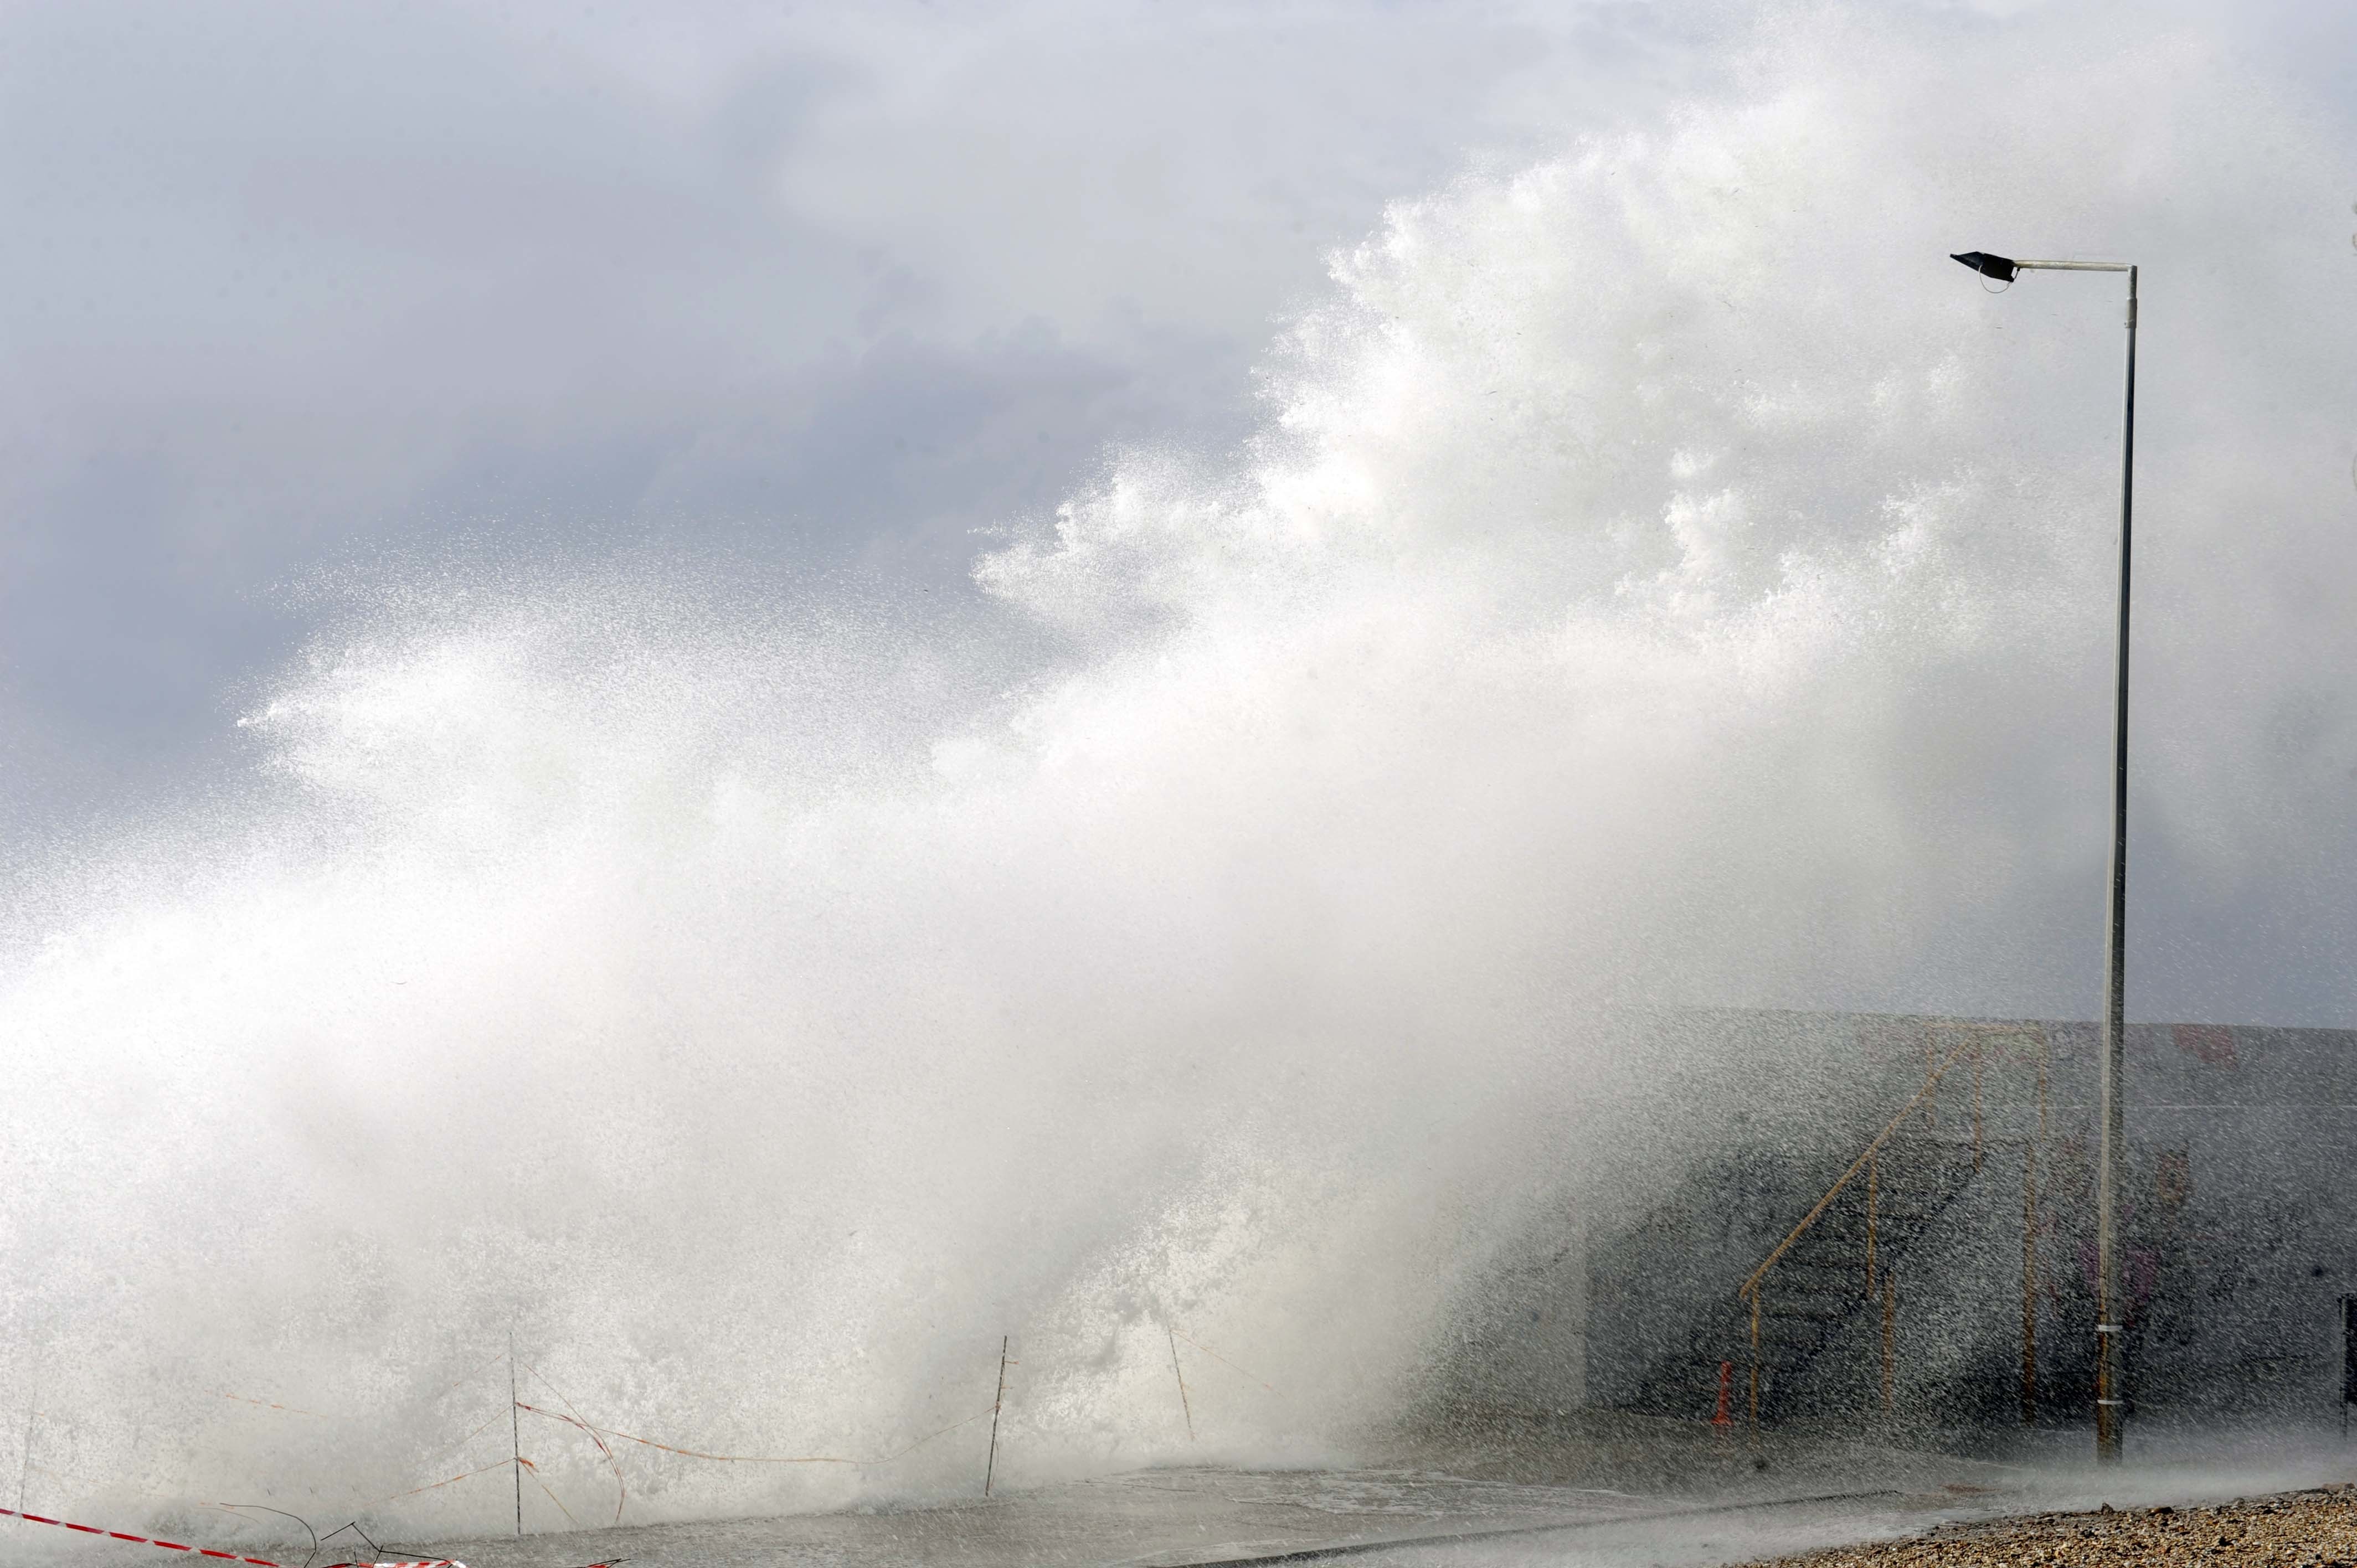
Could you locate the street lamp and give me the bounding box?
[1951,249,2137,1463]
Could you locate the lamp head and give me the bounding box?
[1952,251,2019,283]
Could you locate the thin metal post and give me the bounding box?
[16,1369,35,1515]
[984,1337,1010,1497]
[1748,1293,1761,1436]
[2095,264,2137,1466]
[2022,1141,2039,1424]
[510,1332,523,1538]
[1166,1327,1194,1442]
[1973,1044,1984,1171]
[1865,1153,1877,1297]
[2038,1047,2050,1143]
[1881,1268,1896,1416]
[2341,1296,2354,1442]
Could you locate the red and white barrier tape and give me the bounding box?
[0,1504,466,1567]
[0,1503,290,1563]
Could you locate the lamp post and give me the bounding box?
[1951,249,2136,1464]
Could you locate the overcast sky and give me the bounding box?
[0,0,1726,822]
[5,0,2356,922]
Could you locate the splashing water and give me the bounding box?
[2,5,2353,1545]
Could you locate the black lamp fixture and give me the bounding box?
[1951,250,2019,282]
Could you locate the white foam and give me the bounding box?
[0,2,2351,1546]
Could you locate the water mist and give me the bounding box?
[2,4,2354,1549]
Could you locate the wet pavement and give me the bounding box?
[34,1416,2357,1567]
[399,1417,2039,1568]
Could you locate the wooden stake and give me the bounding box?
[1166,1327,1195,1442]
[983,1337,1010,1497]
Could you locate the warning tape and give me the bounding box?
[0,1503,290,1564]
[0,1503,465,1567]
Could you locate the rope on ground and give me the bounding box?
[514,1403,994,1468]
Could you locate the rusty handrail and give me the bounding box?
[1735,1021,2049,1432]
[1736,1034,1978,1304]
[1736,1021,2049,1306]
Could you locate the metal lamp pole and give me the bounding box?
[1951,250,2136,1464]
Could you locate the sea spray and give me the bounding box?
[1,5,2353,1546]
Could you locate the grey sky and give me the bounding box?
[1,0,1722,824]
[5,0,2357,1013]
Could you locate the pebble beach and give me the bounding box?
[1754,1486,2357,1567]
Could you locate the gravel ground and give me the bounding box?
[1753,1485,2357,1567]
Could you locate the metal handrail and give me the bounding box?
[1736,1034,1977,1305]
[1732,1020,2050,1432]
